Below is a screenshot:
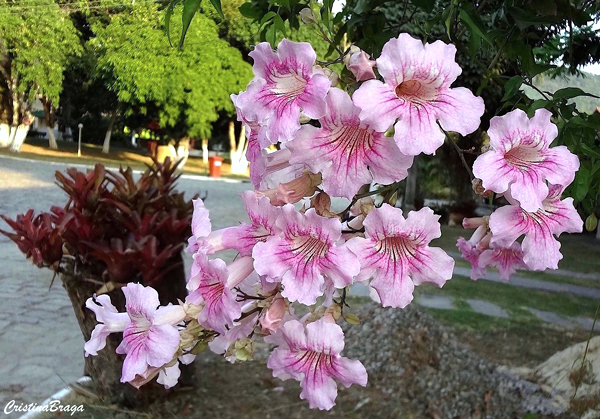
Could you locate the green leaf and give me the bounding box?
[179,0,202,49]
[502,76,523,101]
[265,23,277,47]
[239,2,261,20]
[410,0,436,13]
[273,14,287,37]
[164,2,176,47]
[527,99,549,116]
[425,13,442,34]
[574,165,591,202]
[260,11,277,26]
[459,6,493,46]
[208,0,224,19]
[553,87,600,101]
[581,144,600,160]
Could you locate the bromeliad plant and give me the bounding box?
[78,30,585,411]
[0,158,198,405]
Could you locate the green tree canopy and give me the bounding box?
[0,0,81,149]
[91,3,252,140]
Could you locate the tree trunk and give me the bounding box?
[102,111,118,154]
[46,125,58,150]
[202,137,209,165]
[0,124,10,148]
[7,125,18,151]
[9,124,30,152]
[229,121,248,175]
[41,97,58,150]
[403,155,420,213]
[60,254,192,407]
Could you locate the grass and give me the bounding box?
[415,273,600,331]
[433,225,600,283]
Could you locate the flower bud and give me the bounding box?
[299,8,318,25]
[343,46,361,65]
[260,297,287,334]
[345,49,376,82]
[226,338,254,362]
[321,68,339,87]
[258,171,322,206]
[586,213,598,232]
[472,178,493,199]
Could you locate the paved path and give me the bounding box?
[0,155,251,415]
[0,154,598,415]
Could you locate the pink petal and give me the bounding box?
[435,87,485,136]
[409,247,455,287]
[393,103,445,156]
[353,80,400,133]
[191,199,211,239]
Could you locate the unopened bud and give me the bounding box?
[321,68,339,87]
[299,8,318,25]
[191,340,208,355]
[227,338,254,362]
[472,178,493,199]
[342,312,360,325]
[586,213,598,232]
[343,46,361,65]
[311,191,337,218]
[326,304,342,321]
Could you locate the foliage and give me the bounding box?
[90,4,252,140]
[0,0,81,125]
[0,159,196,288]
[226,0,600,224]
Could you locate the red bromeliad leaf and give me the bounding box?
[0,210,63,267]
[2,160,196,289]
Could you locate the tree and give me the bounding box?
[89,4,252,156]
[0,0,81,151]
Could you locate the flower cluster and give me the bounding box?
[458,109,582,279]
[83,32,582,411]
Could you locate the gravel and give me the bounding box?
[342,303,572,418]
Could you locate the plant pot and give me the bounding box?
[60,255,192,408]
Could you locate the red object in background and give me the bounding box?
[146,140,157,157]
[208,156,224,178]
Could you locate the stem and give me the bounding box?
[337,181,403,217]
[235,306,263,322]
[439,122,474,181]
[573,302,599,399]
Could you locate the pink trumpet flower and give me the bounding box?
[473,109,579,212]
[114,283,186,384]
[186,253,252,334]
[479,242,528,281]
[489,185,583,270]
[236,39,331,144]
[220,191,283,257]
[267,318,367,410]
[253,206,360,305]
[287,88,413,200]
[346,205,454,308]
[353,33,484,156]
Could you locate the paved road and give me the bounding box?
[0,155,251,414]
